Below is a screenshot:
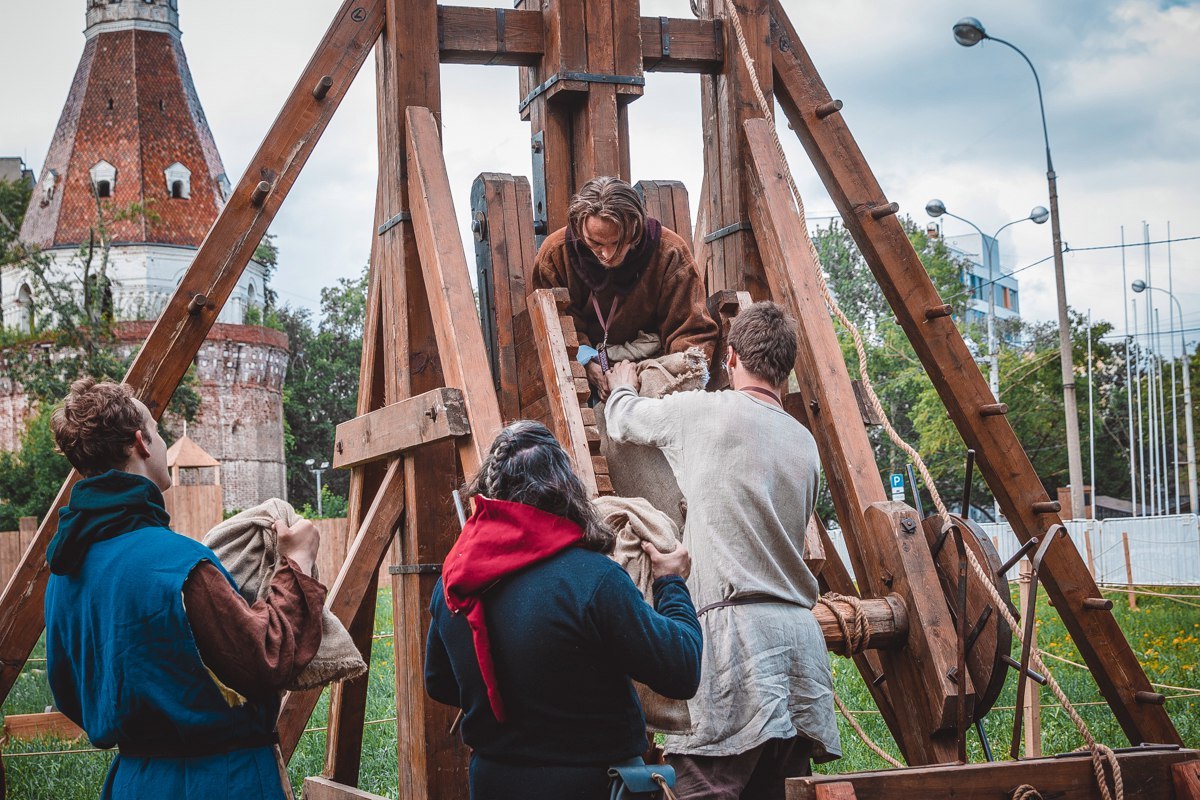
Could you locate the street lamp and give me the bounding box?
[953,17,1085,521]
[1131,280,1197,514]
[925,199,1048,401]
[304,457,330,517]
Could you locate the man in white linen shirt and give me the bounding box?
[606,301,840,800]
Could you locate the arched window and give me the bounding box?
[246,282,258,309]
[164,162,191,199]
[90,160,116,199]
[15,284,33,332]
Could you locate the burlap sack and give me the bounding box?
[202,499,367,691]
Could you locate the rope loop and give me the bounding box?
[1012,785,1043,800]
[818,592,871,657]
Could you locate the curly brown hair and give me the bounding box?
[727,301,798,387]
[51,378,149,476]
[566,176,646,249]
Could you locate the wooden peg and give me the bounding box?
[815,99,843,119]
[312,75,334,100]
[870,202,900,220]
[1135,691,1166,705]
[187,294,209,315]
[979,403,1008,417]
[251,180,271,207]
[1083,597,1113,611]
[924,304,953,320]
[1032,500,1061,513]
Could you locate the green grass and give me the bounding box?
[4,587,1197,797]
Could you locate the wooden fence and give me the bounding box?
[164,484,225,542]
[0,515,392,592]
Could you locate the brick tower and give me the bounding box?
[1,0,288,512]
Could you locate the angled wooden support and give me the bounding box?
[767,0,1180,748]
[278,459,406,760]
[302,776,392,800]
[788,747,1200,800]
[471,173,537,422]
[0,0,386,708]
[744,116,965,764]
[333,387,471,469]
[406,106,505,477]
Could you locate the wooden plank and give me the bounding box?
[811,783,857,800]
[0,0,386,711]
[277,460,406,760]
[438,6,543,66]
[1173,760,1200,800]
[2,711,85,741]
[640,16,724,74]
[636,180,693,243]
[407,106,505,477]
[323,570,378,783]
[0,530,20,590]
[768,0,1179,748]
[302,776,392,800]
[745,117,963,763]
[528,289,598,494]
[333,387,470,469]
[788,748,1200,800]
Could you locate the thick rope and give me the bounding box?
[719,2,1124,796]
[818,592,871,658]
[1012,786,1043,800]
[833,692,905,768]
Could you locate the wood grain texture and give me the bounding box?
[301,777,393,800]
[2,711,85,741]
[1173,760,1200,800]
[333,387,470,469]
[768,0,1179,748]
[788,748,1200,800]
[0,0,386,710]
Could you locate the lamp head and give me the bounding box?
[304,458,315,468]
[925,198,947,218]
[1030,206,1050,224]
[320,461,330,470]
[1132,279,1147,294]
[953,17,988,47]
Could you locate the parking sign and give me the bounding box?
[889,473,905,501]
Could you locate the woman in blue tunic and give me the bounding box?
[43,378,325,799]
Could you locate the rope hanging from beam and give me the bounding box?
[719,0,1125,796]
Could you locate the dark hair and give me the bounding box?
[567,176,646,249]
[727,301,798,387]
[465,421,615,553]
[51,378,149,476]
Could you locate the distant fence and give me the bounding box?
[0,515,391,590]
[825,514,1200,587]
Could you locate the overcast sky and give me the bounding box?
[3,0,1198,355]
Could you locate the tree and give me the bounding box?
[278,267,368,510]
[0,176,33,267]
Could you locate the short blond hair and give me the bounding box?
[567,176,646,247]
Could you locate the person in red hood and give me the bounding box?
[425,421,702,800]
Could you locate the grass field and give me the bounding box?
[3,586,1197,799]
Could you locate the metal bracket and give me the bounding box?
[378,211,411,236]
[388,563,442,575]
[660,16,670,60]
[518,71,646,113]
[703,220,753,243]
[486,8,508,65]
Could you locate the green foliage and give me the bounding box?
[253,233,280,309]
[0,175,34,267]
[295,484,349,520]
[0,407,70,530]
[278,267,368,509]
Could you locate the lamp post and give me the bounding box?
[1132,280,1197,515]
[954,16,1086,520]
[924,199,1048,400]
[304,458,330,517]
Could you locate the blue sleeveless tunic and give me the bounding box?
[45,524,286,799]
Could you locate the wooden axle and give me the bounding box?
[815,594,908,653]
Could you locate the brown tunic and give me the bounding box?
[532,225,719,359]
[183,557,326,698]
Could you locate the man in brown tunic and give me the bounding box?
[532,176,718,399]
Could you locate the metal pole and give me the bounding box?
[1122,227,1138,516]
[1144,223,1157,515]
[1088,309,1095,520]
[1134,301,1147,514]
[1182,332,1198,514]
[315,469,324,517]
[1156,308,1169,512]
[1167,222,1181,513]
[985,234,999,400]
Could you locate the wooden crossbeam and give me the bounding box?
[2,711,85,741]
[767,0,1180,748]
[0,0,386,708]
[788,748,1200,800]
[332,388,470,469]
[302,776,392,800]
[744,116,965,763]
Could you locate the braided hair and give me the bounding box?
[465,421,615,553]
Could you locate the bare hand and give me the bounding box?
[585,360,611,400]
[608,360,639,394]
[277,518,320,577]
[642,539,691,581]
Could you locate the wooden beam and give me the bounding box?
[333,388,470,469]
[436,7,723,73]
[2,711,85,741]
[278,460,406,760]
[815,595,906,652]
[744,116,964,764]
[788,748,1200,800]
[0,0,386,709]
[636,179,693,243]
[768,0,1180,748]
[406,106,505,477]
[302,777,392,800]
[528,288,598,495]
[1173,760,1200,800]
